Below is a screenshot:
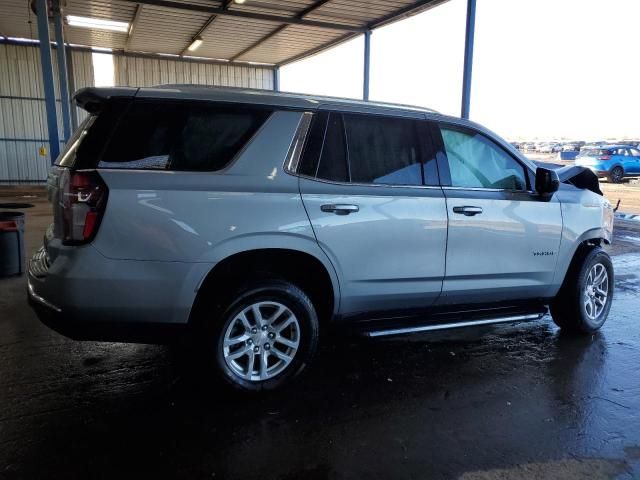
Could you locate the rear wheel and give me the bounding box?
[551,247,613,334]
[209,279,319,391]
[608,166,624,183]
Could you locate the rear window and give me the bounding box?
[99,101,271,171]
[580,148,612,157]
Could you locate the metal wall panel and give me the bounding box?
[0,43,273,182]
[0,43,94,182]
[113,54,274,90]
[70,50,95,125]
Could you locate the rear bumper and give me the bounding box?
[28,276,187,343]
[26,243,209,343]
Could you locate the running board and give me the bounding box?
[366,313,544,338]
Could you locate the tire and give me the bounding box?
[551,247,614,334]
[608,166,624,183]
[208,279,319,392]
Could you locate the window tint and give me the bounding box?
[416,121,440,186]
[298,112,328,177]
[343,114,422,186]
[99,102,270,171]
[440,126,527,190]
[57,98,130,168]
[315,113,348,182]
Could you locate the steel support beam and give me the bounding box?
[363,31,371,101]
[461,0,476,119]
[125,4,143,52]
[229,0,331,62]
[35,0,60,163]
[66,44,78,130]
[180,0,232,57]
[125,0,365,32]
[52,0,71,142]
[273,67,280,92]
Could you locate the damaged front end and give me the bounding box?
[554,165,603,196]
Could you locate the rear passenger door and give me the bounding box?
[434,122,563,305]
[296,111,447,317]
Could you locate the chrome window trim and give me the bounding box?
[283,111,313,174]
[442,186,535,194]
[296,172,442,190]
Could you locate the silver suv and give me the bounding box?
[28,86,615,391]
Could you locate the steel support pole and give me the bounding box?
[53,0,71,142]
[273,66,280,92]
[363,30,371,101]
[461,0,476,119]
[35,0,60,163]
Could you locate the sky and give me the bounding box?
[280,0,640,141]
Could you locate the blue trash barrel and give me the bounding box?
[0,211,25,277]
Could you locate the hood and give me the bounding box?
[553,165,603,196]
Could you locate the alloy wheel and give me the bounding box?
[222,301,300,381]
[583,263,609,321]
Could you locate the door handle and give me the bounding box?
[453,206,483,216]
[321,204,359,215]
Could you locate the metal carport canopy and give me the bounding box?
[1,0,479,163]
[0,0,450,66]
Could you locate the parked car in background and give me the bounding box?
[538,143,561,153]
[575,145,640,183]
[563,143,579,152]
[28,86,615,391]
[538,143,554,153]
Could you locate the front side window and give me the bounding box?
[99,102,270,171]
[629,148,640,157]
[343,114,422,186]
[440,126,527,190]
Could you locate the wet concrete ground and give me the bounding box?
[1,190,640,479]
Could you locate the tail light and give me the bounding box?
[60,170,108,244]
[598,155,611,161]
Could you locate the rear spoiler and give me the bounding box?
[73,87,139,113]
[554,165,603,196]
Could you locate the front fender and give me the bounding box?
[550,187,613,296]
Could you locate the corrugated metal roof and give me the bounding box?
[0,0,449,66]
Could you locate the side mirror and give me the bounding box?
[535,167,560,198]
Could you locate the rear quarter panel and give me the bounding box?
[91,110,340,319]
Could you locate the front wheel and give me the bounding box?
[608,166,624,183]
[210,279,319,392]
[551,247,613,334]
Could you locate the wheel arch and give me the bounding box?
[189,247,340,329]
[555,231,609,293]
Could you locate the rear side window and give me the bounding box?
[440,126,527,191]
[298,111,434,186]
[343,114,422,186]
[316,113,348,182]
[99,102,270,171]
